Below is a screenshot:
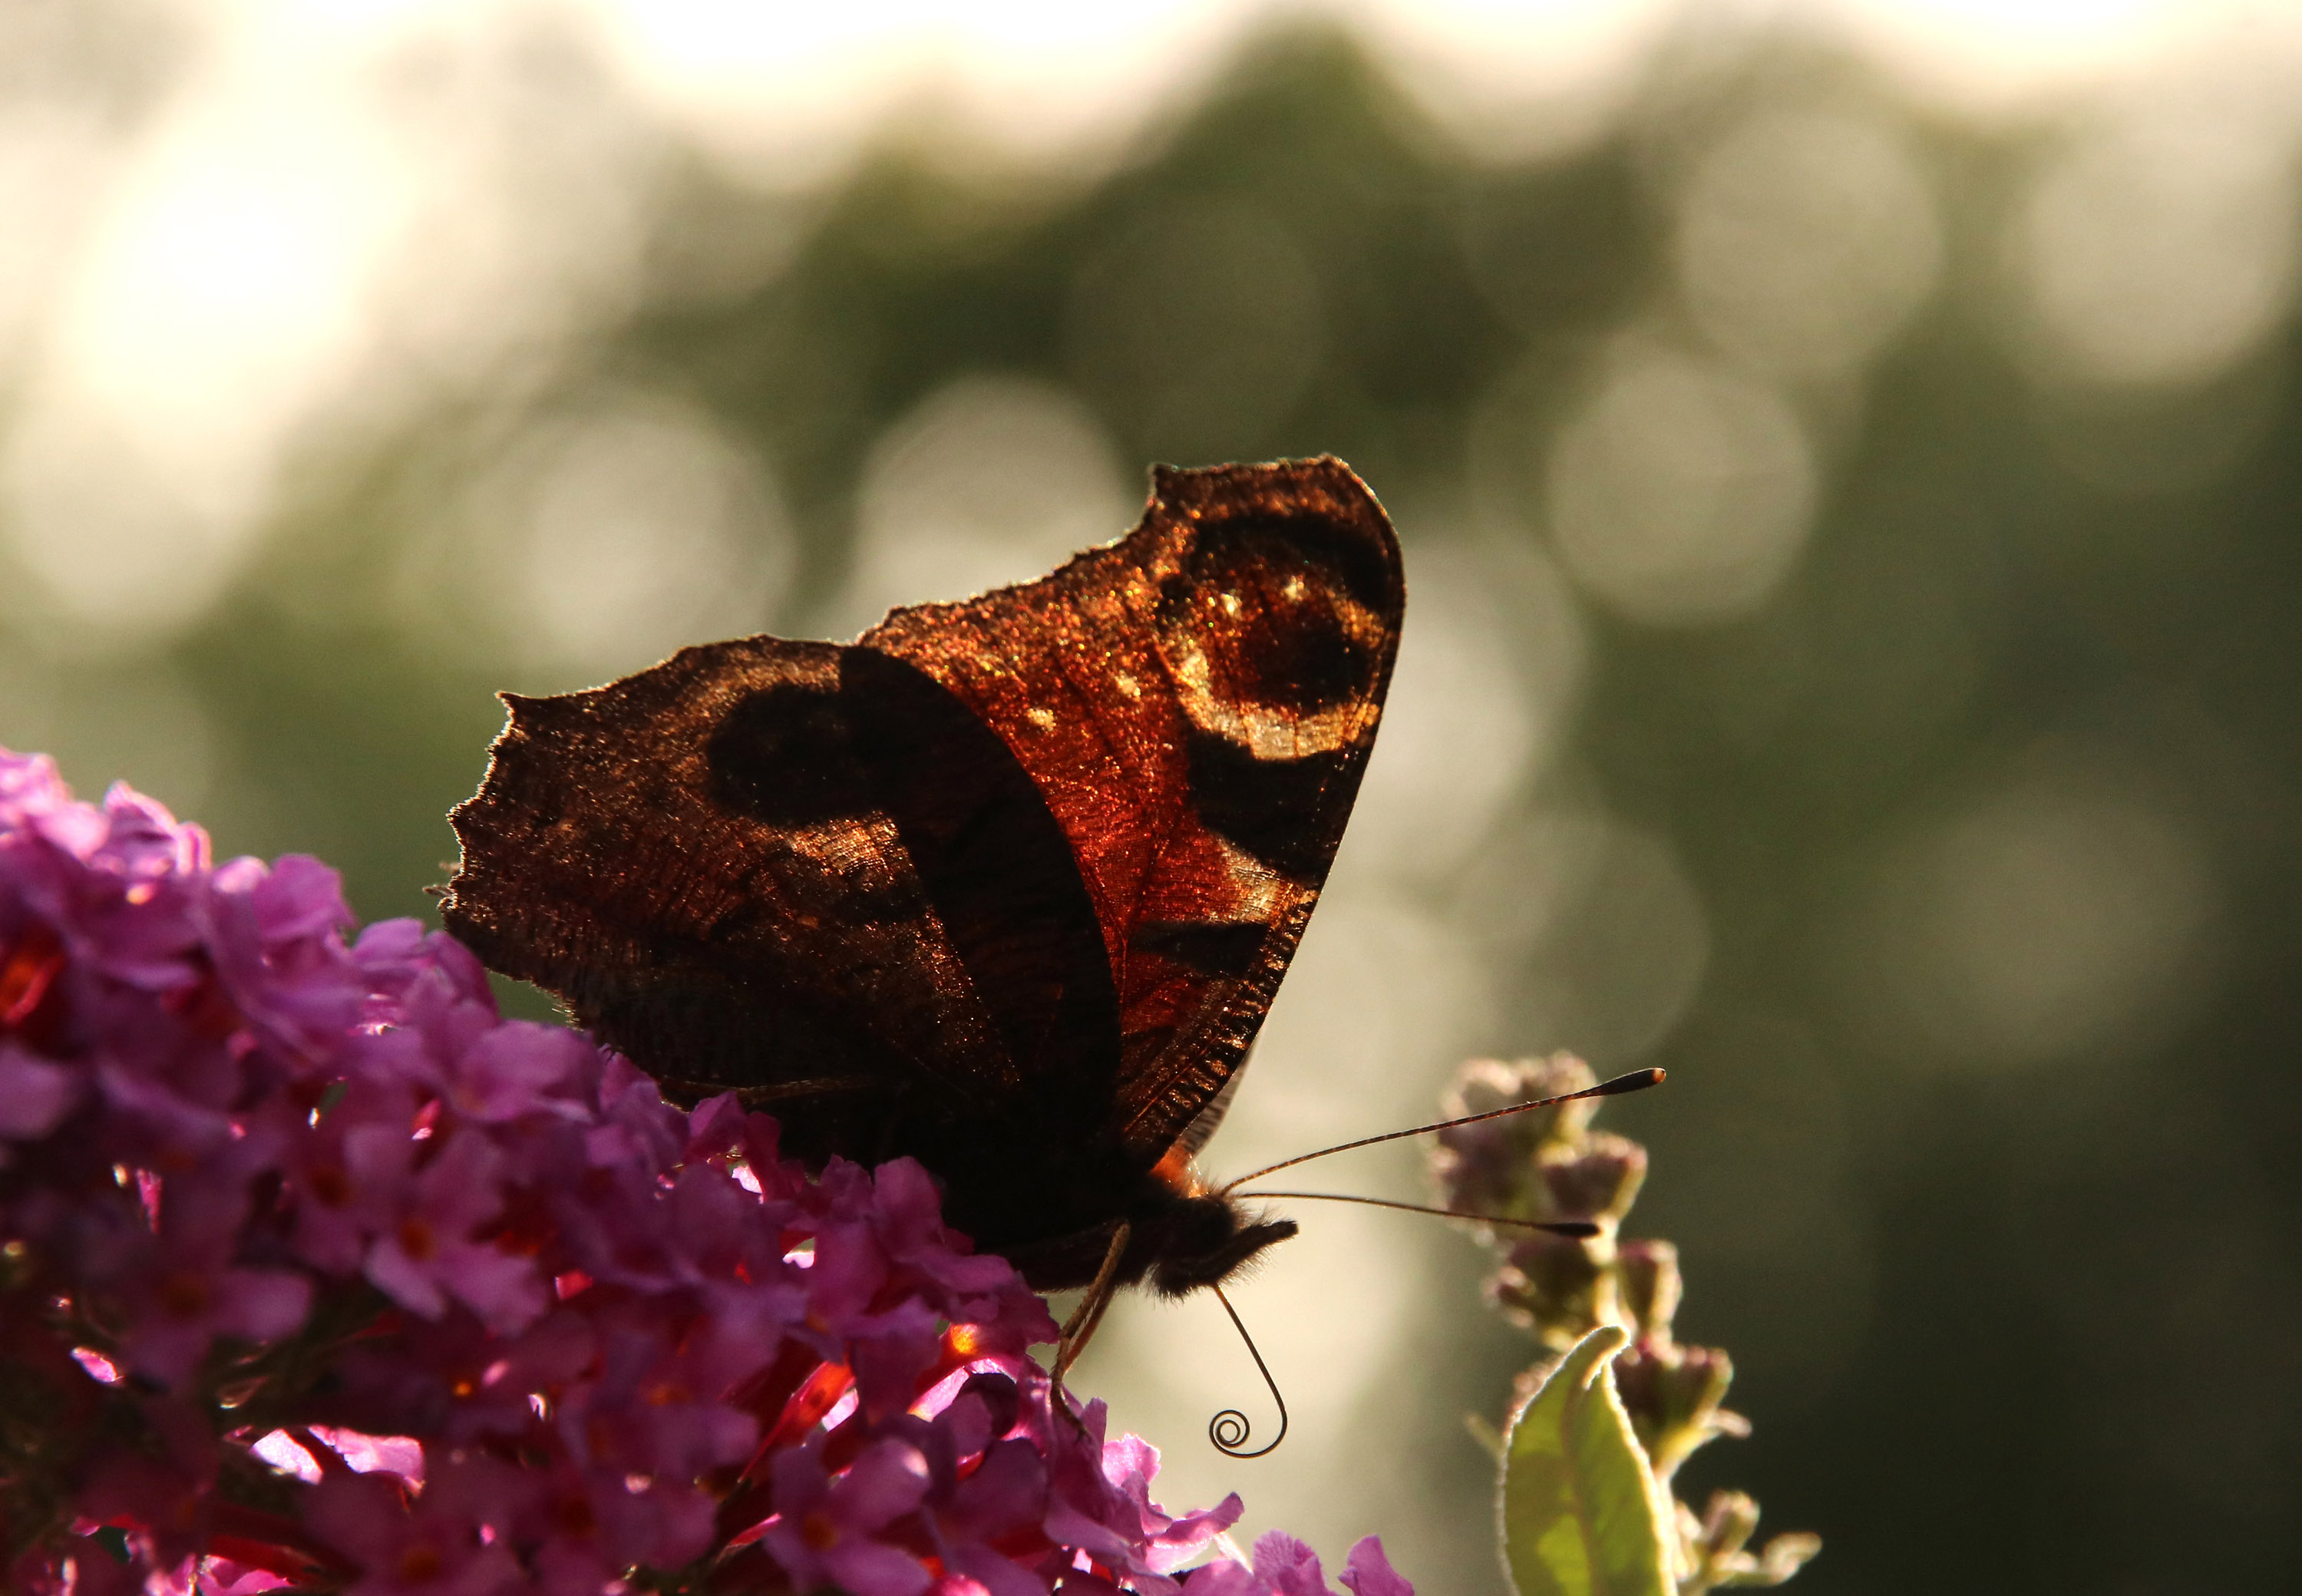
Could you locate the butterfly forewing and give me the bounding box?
[860,458,1402,1161]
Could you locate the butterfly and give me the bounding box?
[441,457,1402,1386]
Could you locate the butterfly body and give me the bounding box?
[442,458,1402,1295]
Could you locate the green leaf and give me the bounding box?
[1498,1326,1674,1596]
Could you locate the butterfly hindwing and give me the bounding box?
[442,641,1042,1116]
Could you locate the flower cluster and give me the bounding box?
[0,748,1412,1596]
[1432,1054,1817,1595]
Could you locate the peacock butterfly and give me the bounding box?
[440,457,1403,1325]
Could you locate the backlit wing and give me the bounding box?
[860,457,1402,1161]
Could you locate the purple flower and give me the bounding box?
[764,1436,938,1596]
[920,1406,1052,1596]
[0,747,64,824]
[552,1294,763,1482]
[502,1454,718,1584]
[1336,1539,1412,1596]
[983,1386,1236,1596]
[198,853,365,1063]
[1181,1535,1412,1596]
[344,1123,544,1331]
[0,748,1393,1596]
[114,1174,312,1388]
[0,1040,77,1143]
[195,1558,300,1594]
[72,1391,223,1569]
[302,1465,524,1596]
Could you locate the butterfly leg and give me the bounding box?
[1051,1221,1131,1430]
[657,1076,877,1110]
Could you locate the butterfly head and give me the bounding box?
[1143,1193,1298,1300]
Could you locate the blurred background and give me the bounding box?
[2,0,2299,1589]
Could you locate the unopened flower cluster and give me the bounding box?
[1431,1054,1818,1596]
[0,748,1411,1596]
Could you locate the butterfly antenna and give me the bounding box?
[1227,1191,1600,1238]
[1215,1068,1664,1196]
[1207,1285,1286,1458]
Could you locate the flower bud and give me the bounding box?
[1490,1233,1617,1348]
[1430,1056,1600,1221]
[1617,1239,1682,1341]
[1684,1489,1821,1588]
[1537,1134,1646,1228]
[1611,1341,1736,1479]
[1697,1489,1760,1563]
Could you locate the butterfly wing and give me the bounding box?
[859,456,1403,1165]
[441,631,1114,1128]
